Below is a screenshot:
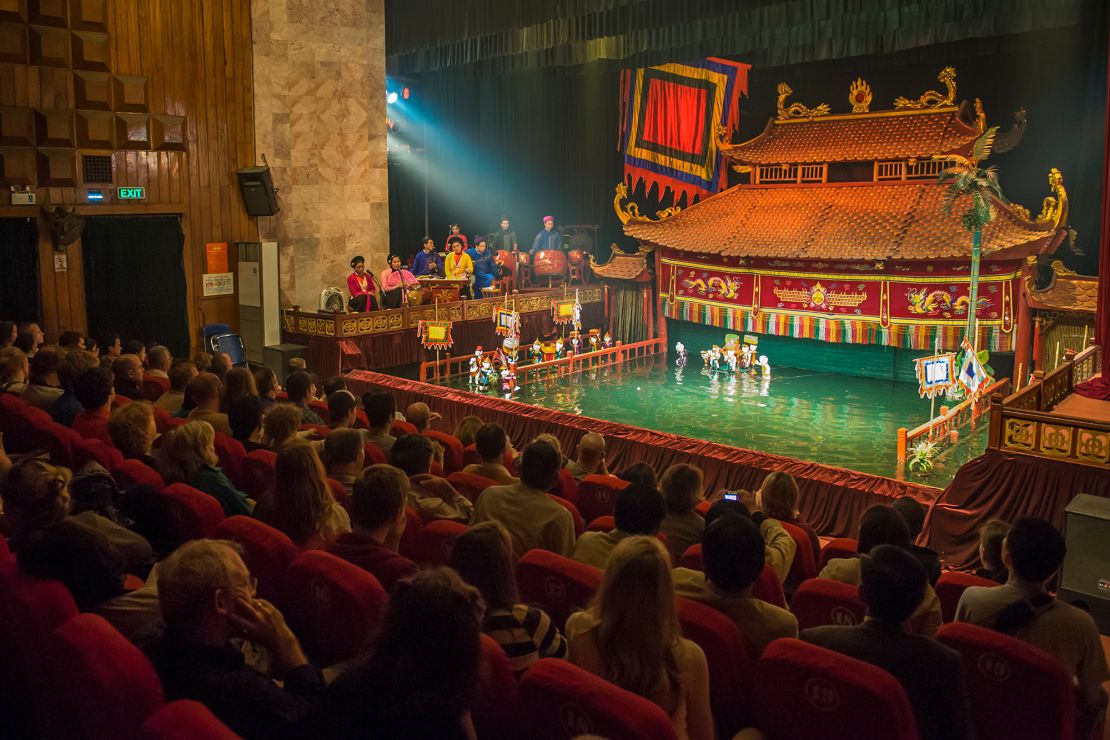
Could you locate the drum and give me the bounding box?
[532,249,568,279]
[567,249,585,268]
[406,284,430,306]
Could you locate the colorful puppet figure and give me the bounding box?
[588,329,600,352]
[708,345,722,371]
[725,348,738,373]
[468,347,483,385]
[741,343,755,368]
[478,359,493,389]
[554,337,565,359]
[757,355,771,378]
[569,331,581,354]
[675,342,688,368]
[602,331,613,349]
[531,339,543,364]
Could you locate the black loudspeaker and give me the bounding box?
[264,343,305,381]
[1058,493,1110,634]
[237,165,280,216]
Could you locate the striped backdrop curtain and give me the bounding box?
[610,285,650,344]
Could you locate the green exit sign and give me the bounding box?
[117,187,145,200]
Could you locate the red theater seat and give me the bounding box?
[515,550,601,630]
[213,516,298,603]
[446,471,498,503]
[354,409,370,429]
[397,505,424,561]
[516,659,677,740]
[391,419,418,437]
[575,474,627,523]
[676,596,754,735]
[363,442,387,465]
[151,405,173,434]
[781,520,818,588]
[424,429,464,473]
[113,459,167,489]
[73,438,125,471]
[139,700,239,740]
[51,613,166,740]
[161,483,225,540]
[143,376,169,402]
[462,443,481,467]
[10,404,53,452]
[819,537,859,569]
[239,449,277,500]
[212,434,246,489]
[791,578,867,629]
[752,638,918,740]
[550,467,578,504]
[935,570,999,623]
[586,515,614,533]
[473,635,518,740]
[42,421,82,468]
[282,551,388,667]
[546,493,585,537]
[326,477,352,513]
[415,519,468,567]
[678,545,786,608]
[309,399,331,424]
[937,622,1076,740]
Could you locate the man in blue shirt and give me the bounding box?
[530,215,561,254]
[468,237,501,298]
[410,236,440,277]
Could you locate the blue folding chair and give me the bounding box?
[202,324,232,352]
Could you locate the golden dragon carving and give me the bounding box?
[776,83,830,120]
[1036,168,1068,228]
[894,66,957,109]
[613,182,681,225]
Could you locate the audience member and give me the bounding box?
[566,536,713,740]
[363,390,398,454]
[262,403,303,452]
[285,371,323,425]
[462,423,518,485]
[21,346,65,410]
[108,401,159,468]
[450,521,567,673]
[759,471,821,563]
[0,320,16,347]
[322,429,365,496]
[322,376,347,397]
[84,336,100,357]
[147,345,172,378]
[566,432,607,480]
[193,351,213,374]
[618,461,658,489]
[805,545,974,740]
[288,357,307,375]
[389,433,472,523]
[223,367,258,409]
[185,373,231,435]
[49,349,99,425]
[327,464,416,594]
[124,340,148,366]
[254,366,281,411]
[327,390,358,430]
[973,519,1010,583]
[472,440,574,561]
[658,463,705,561]
[72,367,115,443]
[159,421,250,516]
[58,331,85,350]
[260,444,350,549]
[101,333,123,359]
[155,361,197,414]
[453,415,483,447]
[404,402,439,433]
[112,354,145,400]
[147,539,324,738]
[573,483,665,569]
[956,517,1109,717]
[18,320,44,353]
[208,353,230,383]
[13,333,37,357]
[891,495,941,585]
[228,395,265,451]
[0,346,29,395]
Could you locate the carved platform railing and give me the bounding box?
[898,377,1010,463]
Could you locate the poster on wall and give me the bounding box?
[206,242,229,274]
[203,272,234,297]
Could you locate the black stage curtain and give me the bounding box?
[0,218,40,324]
[82,216,189,357]
[610,285,650,344]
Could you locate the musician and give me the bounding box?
[380,254,419,308]
[411,237,440,277]
[469,237,502,298]
[490,216,517,253]
[529,215,561,254]
[444,237,474,284]
[443,223,468,252]
[346,255,378,312]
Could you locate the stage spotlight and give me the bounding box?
[387,91,398,104]
[402,87,410,99]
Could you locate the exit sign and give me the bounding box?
[117,187,145,200]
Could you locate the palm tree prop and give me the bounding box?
[937,126,1001,354]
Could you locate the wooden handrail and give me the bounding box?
[897,377,1010,462]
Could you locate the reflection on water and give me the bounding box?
[444,358,985,483]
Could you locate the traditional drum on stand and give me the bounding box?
[405,283,431,306]
[516,251,533,288]
[567,249,586,284]
[532,249,568,287]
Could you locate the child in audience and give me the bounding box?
[658,463,705,562]
[260,443,350,549]
[974,519,1010,583]
[158,420,251,516]
[566,536,713,740]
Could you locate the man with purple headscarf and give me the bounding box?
[529,215,562,254]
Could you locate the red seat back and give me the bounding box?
[282,551,389,667]
[363,442,387,465]
[240,449,277,500]
[391,419,418,437]
[397,505,424,561]
[546,493,585,537]
[161,483,225,540]
[151,405,173,434]
[415,519,469,567]
[212,434,246,489]
[42,422,82,468]
[112,459,166,489]
[677,545,786,608]
[935,571,999,623]
[51,614,166,740]
[550,467,578,504]
[676,596,754,735]
[937,622,1075,740]
[575,474,627,523]
[11,404,54,452]
[516,659,677,740]
[678,543,704,570]
[142,376,169,402]
[819,537,859,569]
[326,477,352,513]
[754,638,919,740]
[515,550,602,630]
[791,578,866,629]
[462,443,481,467]
[354,409,370,429]
[309,399,331,424]
[424,429,464,474]
[212,516,298,603]
[586,515,614,533]
[73,438,125,471]
[446,471,498,503]
[473,635,518,740]
[139,700,239,740]
[781,520,818,586]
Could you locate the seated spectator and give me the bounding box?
[261,403,303,452]
[223,367,258,410]
[322,376,347,397]
[891,495,941,585]
[451,521,567,674]
[362,390,397,454]
[124,340,148,367]
[1,458,152,570]
[254,366,281,411]
[84,336,99,357]
[305,568,483,739]
[805,545,974,740]
[155,361,197,414]
[0,319,16,347]
[453,414,483,447]
[14,333,37,357]
[72,367,116,443]
[22,346,65,410]
[327,464,417,594]
[17,519,163,646]
[759,471,821,564]
[389,433,472,523]
[185,373,232,435]
[285,371,323,425]
[288,357,307,375]
[193,351,212,373]
[58,331,86,350]
[973,519,1010,583]
[19,320,45,351]
[327,390,358,430]
[50,348,100,426]
[658,463,705,562]
[101,333,122,359]
[323,429,365,496]
[956,517,1109,718]
[159,420,250,516]
[566,536,713,740]
[112,354,145,400]
[208,352,230,383]
[820,505,941,638]
[108,401,159,468]
[147,345,172,379]
[0,345,29,395]
[462,423,518,485]
[146,539,324,738]
[260,444,350,549]
[566,432,608,481]
[404,402,439,433]
[228,395,266,451]
[472,440,574,561]
[618,461,658,489]
[573,483,665,569]
[675,512,798,657]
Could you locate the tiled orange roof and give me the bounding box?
[589,251,651,281]
[625,182,1063,261]
[724,106,980,165]
[1027,261,1098,313]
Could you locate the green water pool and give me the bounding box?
[444,358,985,484]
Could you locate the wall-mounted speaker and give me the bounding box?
[1058,493,1110,634]
[236,165,279,216]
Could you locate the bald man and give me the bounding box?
[566,432,608,481]
[404,402,440,433]
[112,354,145,400]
